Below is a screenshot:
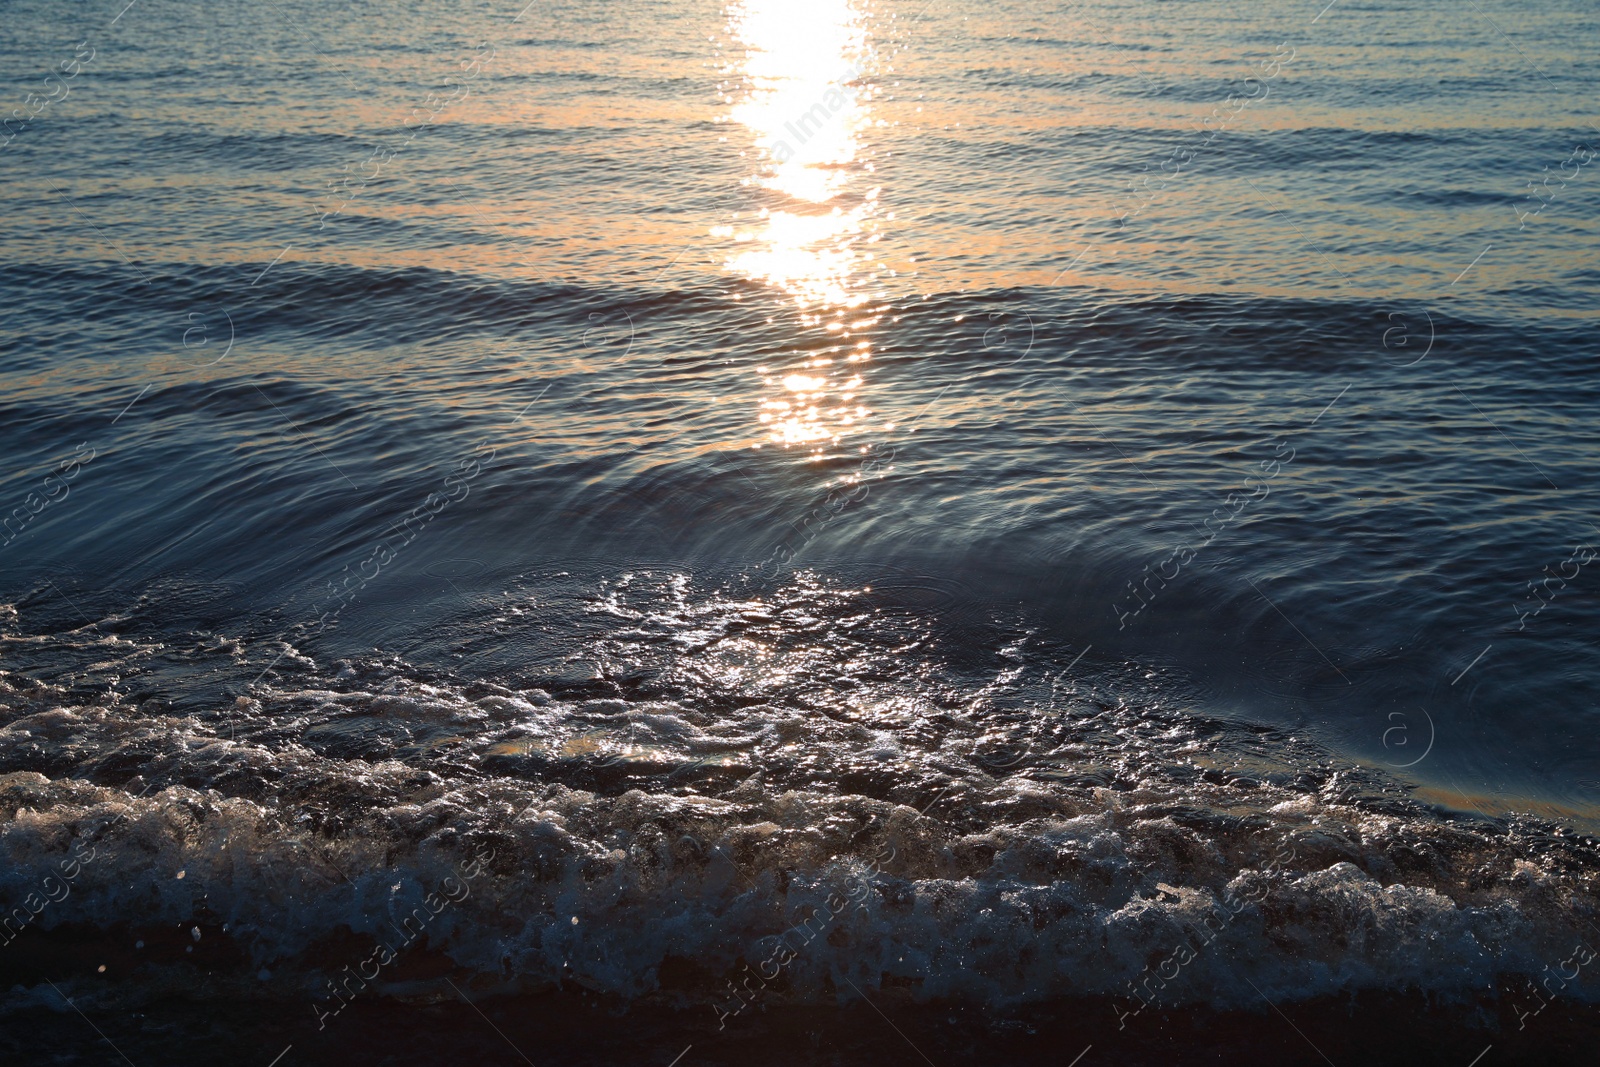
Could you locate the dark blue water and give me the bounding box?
[2,0,1599,1060]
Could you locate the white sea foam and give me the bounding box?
[1,579,1596,1013]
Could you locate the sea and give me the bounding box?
[1,0,1598,1062]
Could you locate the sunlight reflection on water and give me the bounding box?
[727,0,884,452]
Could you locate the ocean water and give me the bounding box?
[2,0,1599,1062]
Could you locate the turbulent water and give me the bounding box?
[1,0,1599,1061]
